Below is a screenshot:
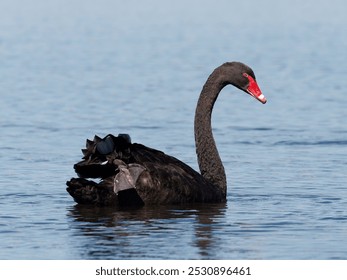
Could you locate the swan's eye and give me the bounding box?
[242,73,248,78]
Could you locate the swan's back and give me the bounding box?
[66,134,225,207]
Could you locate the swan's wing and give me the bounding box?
[72,133,201,183]
[73,134,132,179]
[67,134,134,206]
[124,143,223,204]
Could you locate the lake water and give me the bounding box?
[0,0,346,259]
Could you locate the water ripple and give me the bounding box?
[273,140,347,146]
[1,0,347,260]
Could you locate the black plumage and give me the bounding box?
[66,62,266,208]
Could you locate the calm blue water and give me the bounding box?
[0,0,347,259]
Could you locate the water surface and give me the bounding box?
[0,0,347,259]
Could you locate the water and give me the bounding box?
[0,0,347,259]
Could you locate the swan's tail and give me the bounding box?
[66,178,118,206]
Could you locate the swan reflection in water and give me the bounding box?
[67,202,228,259]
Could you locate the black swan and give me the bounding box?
[66,62,266,207]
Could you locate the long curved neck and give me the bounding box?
[194,68,228,198]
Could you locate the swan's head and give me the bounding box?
[223,62,267,104]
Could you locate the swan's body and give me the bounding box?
[66,62,266,207]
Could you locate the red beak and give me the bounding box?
[243,73,267,104]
